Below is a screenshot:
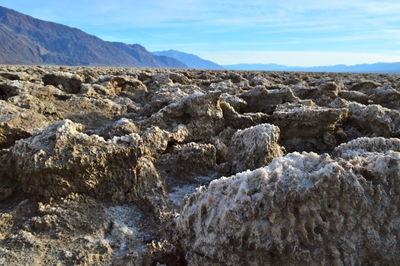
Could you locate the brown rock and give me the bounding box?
[0,101,50,149]
[271,103,348,152]
[347,102,400,137]
[156,142,217,185]
[11,120,164,208]
[239,85,298,114]
[42,72,83,94]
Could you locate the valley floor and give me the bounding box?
[0,66,399,265]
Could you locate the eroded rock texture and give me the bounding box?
[10,120,165,210]
[228,124,283,173]
[176,151,400,265]
[0,65,399,265]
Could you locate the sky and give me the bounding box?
[2,0,400,66]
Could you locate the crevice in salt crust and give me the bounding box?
[105,205,151,263]
[175,151,400,265]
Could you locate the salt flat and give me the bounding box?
[0,66,399,265]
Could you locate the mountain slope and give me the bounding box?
[224,62,400,74]
[112,43,186,68]
[224,64,289,71]
[0,6,187,68]
[153,50,224,70]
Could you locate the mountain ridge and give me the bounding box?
[1,5,399,73]
[153,49,224,70]
[224,62,400,73]
[0,6,187,68]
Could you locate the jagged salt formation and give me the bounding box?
[10,120,165,211]
[176,150,400,265]
[1,66,400,265]
[228,123,283,173]
[333,137,400,159]
[0,100,50,149]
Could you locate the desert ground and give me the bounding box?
[0,66,399,265]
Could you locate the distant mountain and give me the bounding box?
[153,50,224,70]
[0,6,187,68]
[223,64,289,71]
[224,62,400,74]
[111,43,186,68]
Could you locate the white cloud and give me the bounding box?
[5,0,400,66]
[9,0,400,31]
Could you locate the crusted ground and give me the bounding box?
[0,65,399,265]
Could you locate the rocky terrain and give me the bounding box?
[0,65,399,265]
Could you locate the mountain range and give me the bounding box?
[0,5,399,73]
[0,6,186,68]
[152,50,224,70]
[223,62,400,74]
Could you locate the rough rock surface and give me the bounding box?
[156,142,217,186]
[239,85,298,113]
[42,72,83,94]
[0,65,399,265]
[176,151,400,265]
[271,103,348,152]
[0,100,50,148]
[347,102,400,137]
[228,124,283,173]
[10,120,165,206]
[333,137,400,159]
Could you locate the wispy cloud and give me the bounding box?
[3,0,400,65]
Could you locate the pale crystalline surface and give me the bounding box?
[333,136,400,159]
[176,151,400,265]
[228,123,283,173]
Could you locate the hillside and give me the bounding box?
[0,6,186,68]
[153,49,224,69]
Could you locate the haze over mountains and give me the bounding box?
[224,63,400,74]
[0,5,399,73]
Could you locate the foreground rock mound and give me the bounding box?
[176,151,400,265]
[11,120,164,208]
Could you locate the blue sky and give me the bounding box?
[2,0,400,66]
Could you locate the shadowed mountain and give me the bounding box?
[0,6,187,68]
[224,62,400,74]
[112,43,187,68]
[153,50,224,70]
